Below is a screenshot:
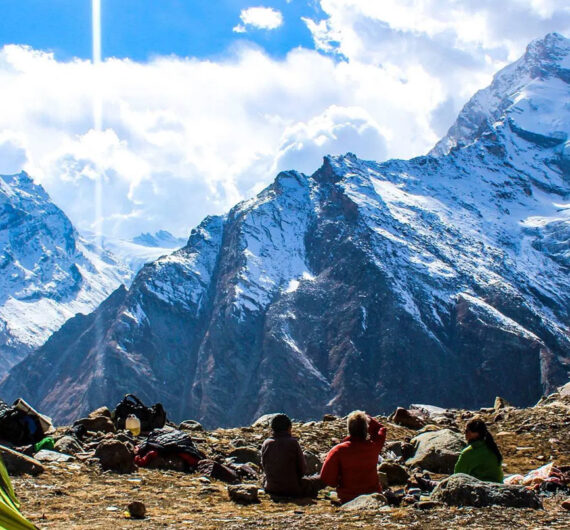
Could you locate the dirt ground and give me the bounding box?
[12,392,570,529]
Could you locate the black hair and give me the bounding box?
[271,414,292,434]
[465,418,503,463]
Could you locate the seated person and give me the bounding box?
[415,418,504,490]
[454,418,503,482]
[320,411,387,504]
[261,414,323,498]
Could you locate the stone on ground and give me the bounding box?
[0,445,44,476]
[390,407,425,429]
[378,462,410,485]
[303,450,322,475]
[341,493,388,510]
[127,501,146,519]
[94,439,135,473]
[74,416,115,433]
[252,413,284,428]
[227,484,259,504]
[54,435,83,455]
[228,446,261,466]
[34,449,74,463]
[179,420,204,431]
[406,429,465,473]
[431,473,543,509]
[88,406,112,419]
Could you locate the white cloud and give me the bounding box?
[0,2,569,240]
[234,6,284,32]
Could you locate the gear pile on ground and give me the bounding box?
[1,384,569,529]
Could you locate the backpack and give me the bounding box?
[0,408,44,446]
[112,394,167,432]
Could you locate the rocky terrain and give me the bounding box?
[2,33,569,427]
[4,383,570,529]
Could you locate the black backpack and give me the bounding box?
[0,407,44,445]
[112,394,167,432]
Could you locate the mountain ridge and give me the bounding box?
[1,33,569,427]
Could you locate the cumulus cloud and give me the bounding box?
[0,2,568,240]
[233,6,283,33]
[0,131,29,174]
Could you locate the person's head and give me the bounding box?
[347,410,369,440]
[464,418,487,441]
[464,417,503,463]
[271,413,292,435]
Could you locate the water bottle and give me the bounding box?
[125,414,141,436]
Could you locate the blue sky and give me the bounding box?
[0,1,569,239]
[0,0,324,61]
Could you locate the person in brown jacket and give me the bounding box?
[261,414,323,498]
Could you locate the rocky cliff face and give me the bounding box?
[0,172,131,376]
[2,34,569,427]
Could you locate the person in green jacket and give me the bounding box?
[413,418,504,491]
[454,418,503,482]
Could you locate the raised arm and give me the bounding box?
[368,416,387,448]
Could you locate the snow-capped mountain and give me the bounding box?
[82,230,187,277]
[2,34,569,427]
[0,171,131,375]
[132,230,186,249]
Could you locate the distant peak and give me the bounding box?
[523,32,570,68]
[132,230,186,248]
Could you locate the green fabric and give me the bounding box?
[454,440,504,483]
[33,437,54,453]
[0,456,37,530]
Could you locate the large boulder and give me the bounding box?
[0,446,44,476]
[94,439,135,473]
[406,429,465,473]
[432,474,543,509]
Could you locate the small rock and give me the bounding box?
[561,498,570,510]
[377,462,410,485]
[303,451,322,475]
[95,439,135,473]
[34,450,74,463]
[74,416,115,434]
[432,473,543,509]
[228,446,261,466]
[231,438,248,448]
[322,414,338,422]
[390,408,425,429]
[0,446,44,476]
[415,501,442,510]
[384,441,415,461]
[127,501,146,519]
[88,406,112,419]
[197,459,239,484]
[227,484,259,504]
[54,436,83,455]
[179,420,204,432]
[494,397,511,411]
[341,493,387,510]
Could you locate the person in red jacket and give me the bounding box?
[320,410,387,504]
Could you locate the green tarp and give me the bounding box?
[0,455,36,530]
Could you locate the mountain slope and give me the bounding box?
[2,34,569,426]
[0,171,131,375]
